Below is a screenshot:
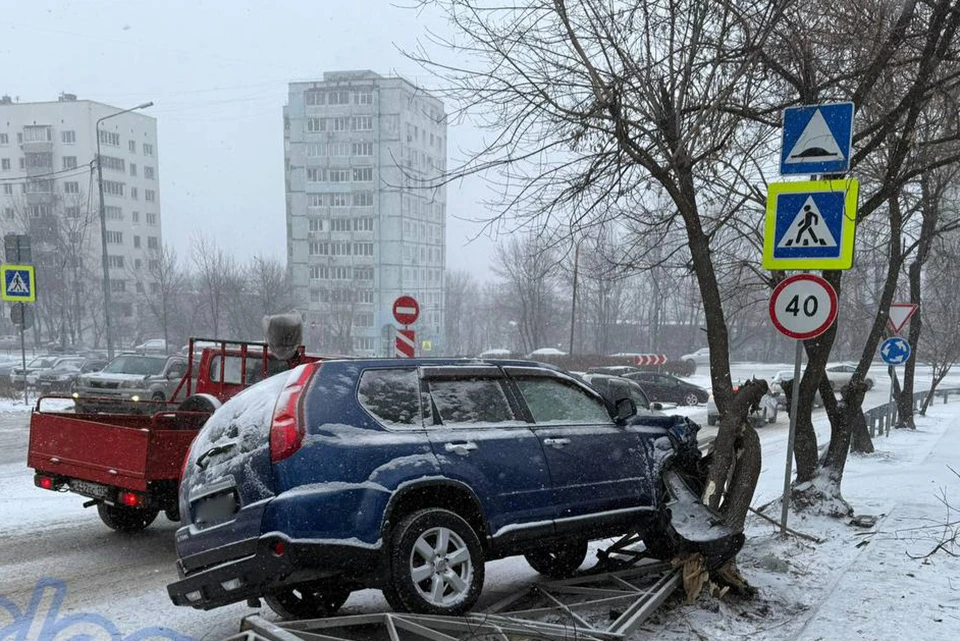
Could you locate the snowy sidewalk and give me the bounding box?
[652,403,960,641]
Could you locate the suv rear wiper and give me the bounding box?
[195,442,236,470]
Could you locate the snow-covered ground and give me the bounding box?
[1,367,959,641]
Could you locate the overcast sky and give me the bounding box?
[0,0,496,279]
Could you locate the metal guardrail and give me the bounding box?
[865,387,960,438]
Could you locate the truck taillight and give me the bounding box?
[35,474,57,490]
[120,491,144,507]
[270,364,318,464]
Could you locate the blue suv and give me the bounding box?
[167,359,698,618]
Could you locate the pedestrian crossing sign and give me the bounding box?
[763,179,859,270]
[1,265,36,302]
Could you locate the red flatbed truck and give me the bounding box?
[27,337,324,532]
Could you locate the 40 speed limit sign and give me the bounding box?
[769,274,838,340]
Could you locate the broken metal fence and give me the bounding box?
[865,387,960,438]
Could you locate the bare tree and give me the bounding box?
[444,269,480,355]
[493,235,559,355]
[191,233,238,339]
[132,243,185,351]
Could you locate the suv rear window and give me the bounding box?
[426,378,515,426]
[358,369,423,426]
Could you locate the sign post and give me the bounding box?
[3,234,35,406]
[392,295,420,359]
[769,273,839,536]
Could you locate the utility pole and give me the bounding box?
[96,102,153,359]
[568,240,580,355]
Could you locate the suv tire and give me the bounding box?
[264,584,351,620]
[524,540,588,578]
[97,503,159,532]
[384,508,484,615]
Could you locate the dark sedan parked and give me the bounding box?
[36,357,107,395]
[626,372,710,406]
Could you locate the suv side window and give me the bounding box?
[425,377,516,426]
[358,369,423,427]
[514,377,613,425]
[609,378,650,410]
[167,359,186,378]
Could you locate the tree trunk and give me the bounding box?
[703,380,767,512]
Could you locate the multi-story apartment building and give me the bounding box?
[284,71,446,357]
[0,93,162,347]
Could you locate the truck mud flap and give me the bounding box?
[662,468,744,570]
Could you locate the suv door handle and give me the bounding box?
[543,437,571,448]
[444,442,477,456]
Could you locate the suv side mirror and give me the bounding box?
[615,398,637,422]
[650,402,663,411]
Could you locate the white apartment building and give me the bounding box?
[284,71,446,357]
[0,93,162,346]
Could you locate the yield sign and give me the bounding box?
[888,304,918,333]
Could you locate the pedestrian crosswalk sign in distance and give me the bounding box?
[0,265,35,302]
[763,179,859,270]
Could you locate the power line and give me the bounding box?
[0,162,95,184]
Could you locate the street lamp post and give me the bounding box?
[96,102,152,358]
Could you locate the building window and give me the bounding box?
[129,140,136,153]
[62,156,77,170]
[355,92,374,105]
[105,206,123,220]
[309,241,326,256]
[106,230,123,244]
[102,180,124,196]
[328,142,350,156]
[26,153,53,168]
[353,313,374,328]
[353,217,374,232]
[305,90,325,106]
[129,163,137,177]
[330,193,349,207]
[327,169,351,182]
[143,143,154,157]
[2,184,11,195]
[353,242,374,256]
[144,166,155,180]
[18,158,24,170]
[308,218,323,232]
[354,337,375,351]
[108,255,125,268]
[306,167,322,182]
[306,143,323,157]
[352,167,373,182]
[0,158,8,171]
[147,236,158,249]
[310,289,321,303]
[0,133,8,145]
[63,181,80,194]
[148,259,159,270]
[134,258,142,269]
[131,211,139,223]
[309,265,321,280]
[61,130,75,144]
[65,205,79,217]
[331,117,350,131]
[145,189,155,202]
[130,187,139,200]
[352,142,373,156]
[353,192,373,207]
[307,117,325,132]
[24,126,52,142]
[26,180,52,194]
[100,156,125,172]
[99,130,120,147]
[355,267,374,281]
[357,290,374,303]
[353,116,373,131]
[111,279,126,292]
[328,219,347,232]
[146,212,157,225]
[3,207,12,219]
[133,235,141,249]
[328,91,350,105]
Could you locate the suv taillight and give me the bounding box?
[270,364,318,463]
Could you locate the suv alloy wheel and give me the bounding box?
[383,508,485,615]
[524,540,588,578]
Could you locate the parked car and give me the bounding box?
[680,348,711,367]
[579,373,664,416]
[825,363,874,390]
[10,355,72,390]
[36,357,107,395]
[72,354,189,413]
[706,380,779,427]
[626,372,710,406]
[168,359,701,618]
[586,365,641,377]
[133,338,168,354]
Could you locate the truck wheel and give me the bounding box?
[164,505,180,522]
[524,540,588,578]
[264,584,351,620]
[97,503,159,532]
[176,394,221,430]
[383,508,484,615]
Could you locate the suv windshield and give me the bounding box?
[102,355,167,376]
[53,360,83,371]
[28,357,56,368]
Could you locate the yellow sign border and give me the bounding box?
[763,179,859,270]
[1,265,36,302]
